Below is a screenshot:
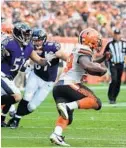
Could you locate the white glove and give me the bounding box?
[45,53,56,66]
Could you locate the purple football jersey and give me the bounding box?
[34,41,60,82]
[1,38,34,78]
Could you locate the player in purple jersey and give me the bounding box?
[1,23,56,127]
[7,28,69,128]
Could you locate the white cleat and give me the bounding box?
[57,103,69,120]
[50,133,70,147]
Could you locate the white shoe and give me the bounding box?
[57,103,69,120]
[50,133,70,147]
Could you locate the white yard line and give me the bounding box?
[102,102,126,107]
[22,117,126,121]
[8,126,126,131]
[1,136,126,142]
[38,102,126,108]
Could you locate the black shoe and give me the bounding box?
[1,121,7,127]
[109,100,116,104]
[7,118,19,129]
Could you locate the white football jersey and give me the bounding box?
[59,44,93,84]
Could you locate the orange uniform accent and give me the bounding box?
[69,83,98,109]
[78,49,92,56]
[56,116,69,129]
[77,97,99,109]
[63,53,74,73]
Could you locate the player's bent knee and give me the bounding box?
[95,98,102,110]
[24,92,33,102]
[27,103,36,112]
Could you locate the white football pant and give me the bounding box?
[24,70,54,112]
[1,72,21,96]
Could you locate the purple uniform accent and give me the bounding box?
[1,38,34,79]
[34,41,60,82]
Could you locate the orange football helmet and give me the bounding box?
[78,28,102,52]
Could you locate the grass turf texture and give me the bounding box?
[1,85,126,147]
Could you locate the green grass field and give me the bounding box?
[1,85,126,147]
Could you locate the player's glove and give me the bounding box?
[45,53,56,66]
[1,47,10,61]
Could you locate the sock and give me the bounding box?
[77,97,98,109]
[54,126,63,136]
[9,105,16,112]
[1,114,6,122]
[66,101,78,110]
[16,99,31,116]
[2,95,16,114]
[1,95,16,105]
[56,116,69,130]
[2,104,11,114]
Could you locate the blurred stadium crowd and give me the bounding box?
[1,0,126,38]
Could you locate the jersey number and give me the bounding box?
[35,63,48,71]
[10,58,25,72]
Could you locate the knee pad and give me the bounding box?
[95,98,102,110]
[27,103,36,112]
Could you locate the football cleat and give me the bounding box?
[1,121,7,127]
[50,133,70,147]
[7,118,19,129]
[57,103,69,120]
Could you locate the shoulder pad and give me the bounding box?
[46,41,61,51]
[54,42,61,51]
[1,36,13,47]
[76,44,93,56]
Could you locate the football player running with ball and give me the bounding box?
[7,28,68,128]
[49,28,110,146]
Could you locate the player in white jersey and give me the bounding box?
[49,28,111,146]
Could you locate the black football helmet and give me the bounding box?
[13,22,32,46]
[32,28,47,49]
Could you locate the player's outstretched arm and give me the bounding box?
[78,55,107,76]
[55,49,69,61]
[30,50,56,66]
